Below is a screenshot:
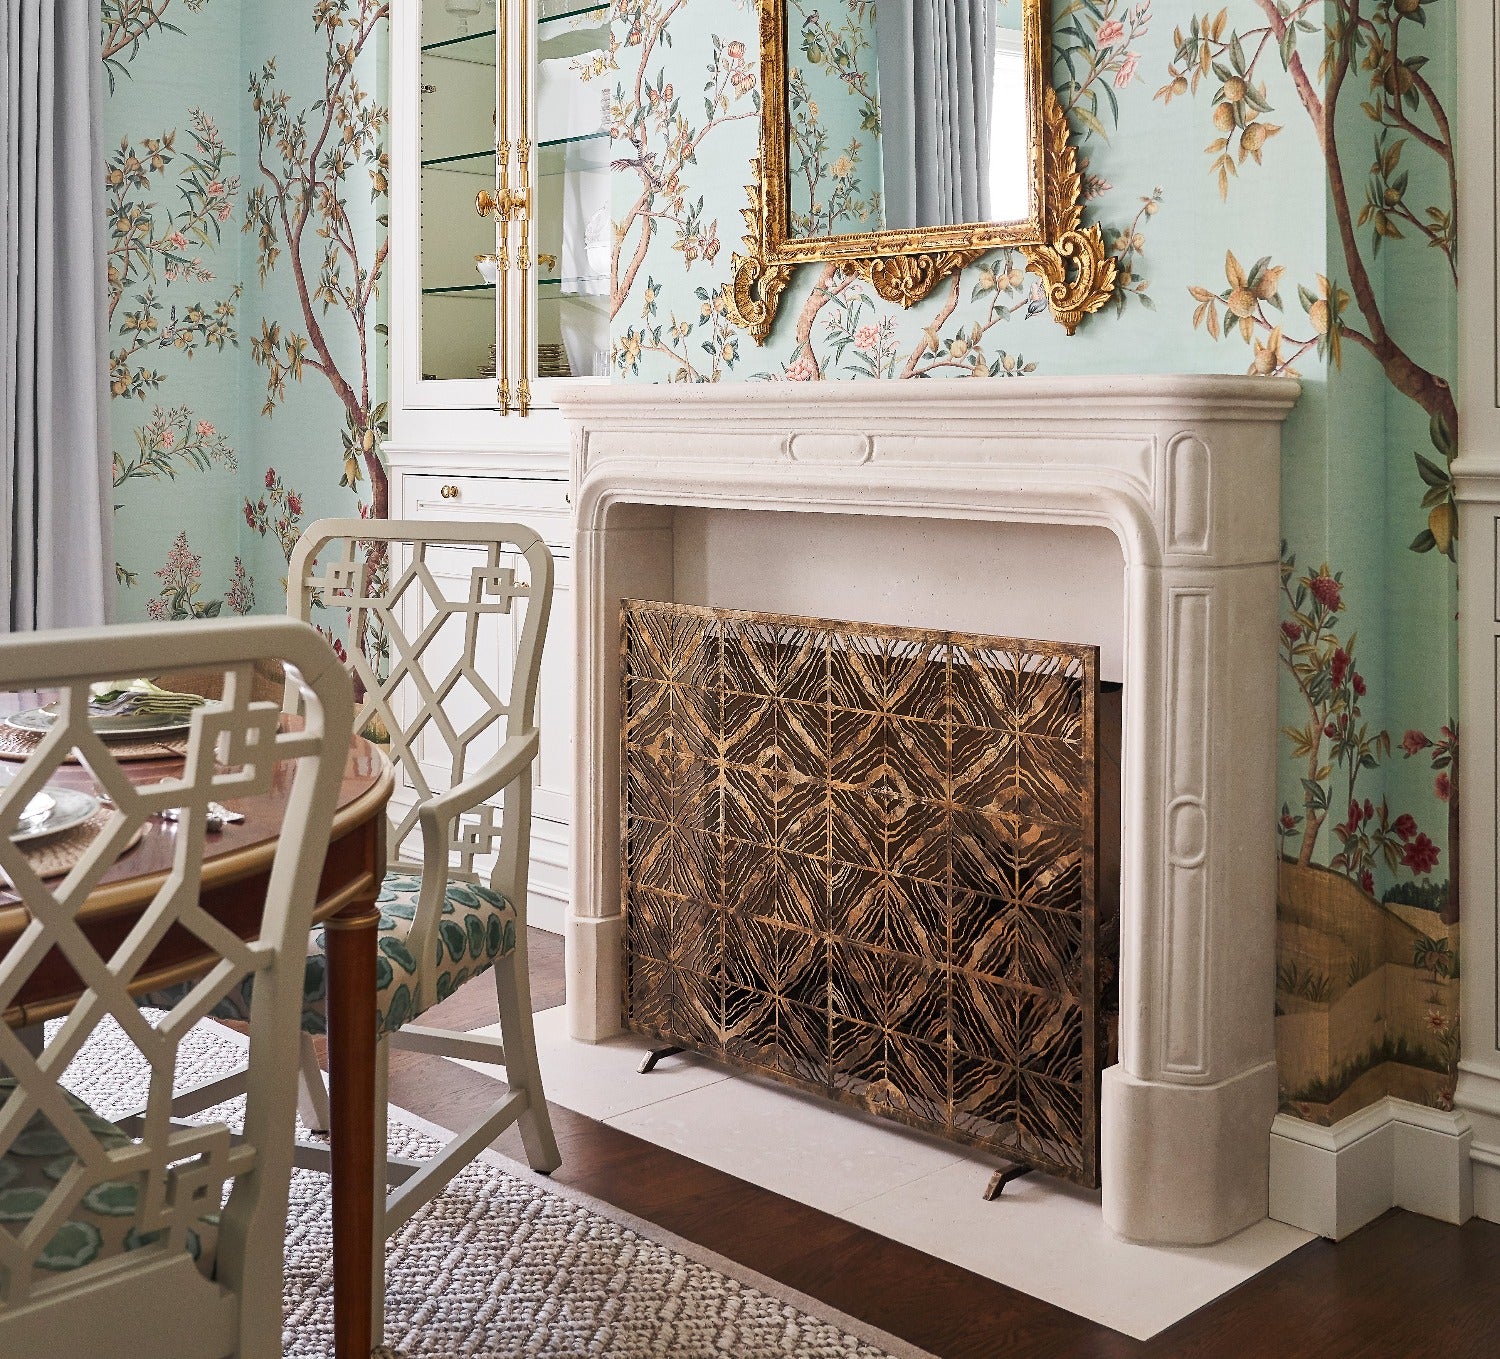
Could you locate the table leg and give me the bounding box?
[325,892,381,1359]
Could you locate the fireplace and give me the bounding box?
[561,377,1301,1246]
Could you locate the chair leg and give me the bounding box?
[491,933,560,1174]
[371,1036,390,1344]
[297,1031,331,1134]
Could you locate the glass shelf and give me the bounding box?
[538,3,608,30]
[421,28,498,61]
[422,149,494,175]
[423,277,609,295]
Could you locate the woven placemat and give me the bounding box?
[0,724,189,764]
[4,809,148,881]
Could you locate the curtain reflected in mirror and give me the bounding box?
[785,0,1031,241]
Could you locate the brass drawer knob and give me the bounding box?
[440,484,460,500]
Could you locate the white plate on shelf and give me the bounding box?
[3,706,194,741]
[7,787,100,844]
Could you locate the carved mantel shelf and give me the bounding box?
[559,375,1301,1247]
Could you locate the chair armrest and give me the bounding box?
[416,728,539,837]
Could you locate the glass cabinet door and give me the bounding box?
[530,1,611,395]
[416,0,608,414]
[419,3,500,387]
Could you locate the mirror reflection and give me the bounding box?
[785,0,1031,240]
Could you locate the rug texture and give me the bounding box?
[54,1017,935,1359]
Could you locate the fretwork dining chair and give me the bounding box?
[0,618,353,1359]
[169,519,561,1338]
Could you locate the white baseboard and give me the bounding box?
[1269,1097,1473,1239]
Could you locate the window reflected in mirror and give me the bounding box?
[785,0,1033,243]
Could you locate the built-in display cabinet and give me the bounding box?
[387,0,603,930]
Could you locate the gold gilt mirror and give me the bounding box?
[727,0,1115,343]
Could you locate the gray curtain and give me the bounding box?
[876,0,996,230]
[0,0,113,631]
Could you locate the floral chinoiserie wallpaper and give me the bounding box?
[102,0,388,648]
[604,0,1462,1126]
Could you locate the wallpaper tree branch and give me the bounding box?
[103,0,388,640]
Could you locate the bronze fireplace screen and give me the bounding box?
[620,601,1106,1186]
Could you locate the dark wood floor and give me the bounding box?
[382,930,1500,1359]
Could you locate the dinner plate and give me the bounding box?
[8,787,100,844]
[2,706,194,740]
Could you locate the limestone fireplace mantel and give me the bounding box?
[559,376,1301,1247]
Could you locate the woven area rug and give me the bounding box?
[56,1017,937,1359]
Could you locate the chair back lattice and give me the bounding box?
[0,619,352,1348]
[288,520,553,885]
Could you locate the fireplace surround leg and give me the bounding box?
[1101,1060,1278,1245]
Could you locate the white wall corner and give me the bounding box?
[1270,1098,1473,1240]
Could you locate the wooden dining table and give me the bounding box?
[0,730,395,1359]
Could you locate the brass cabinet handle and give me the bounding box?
[440,484,460,500]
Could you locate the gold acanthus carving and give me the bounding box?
[1018,88,1118,336]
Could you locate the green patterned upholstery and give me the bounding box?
[0,1079,215,1278]
[151,872,519,1038]
[302,872,520,1036]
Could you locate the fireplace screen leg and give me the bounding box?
[982,1163,1034,1201]
[638,1045,684,1074]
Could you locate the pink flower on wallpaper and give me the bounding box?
[1402,729,1431,755]
[226,558,255,616]
[1392,812,1418,843]
[1400,833,1440,875]
[159,429,175,450]
[854,323,882,353]
[146,598,168,621]
[215,203,233,222]
[1280,620,1302,642]
[286,492,302,517]
[784,353,817,382]
[1096,19,1126,48]
[1280,811,1297,831]
[726,40,745,60]
[265,468,277,488]
[1360,869,1374,895]
[168,232,188,250]
[1352,672,1366,697]
[1435,772,1451,801]
[157,530,201,586]
[1309,573,1342,612]
[1113,52,1141,89]
[195,420,215,438]
[207,180,225,197]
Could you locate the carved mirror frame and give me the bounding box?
[728,0,1116,343]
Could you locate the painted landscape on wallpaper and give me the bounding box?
[607,0,1460,1122]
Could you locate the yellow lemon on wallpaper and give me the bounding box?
[1429,503,1455,556]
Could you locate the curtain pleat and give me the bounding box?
[0,0,113,631]
[876,0,996,229]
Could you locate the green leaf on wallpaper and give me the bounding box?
[1430,413,1456,460]
[1415,452,1449,489]
[1278,27,1296,70]
[1411,529,1438,554]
